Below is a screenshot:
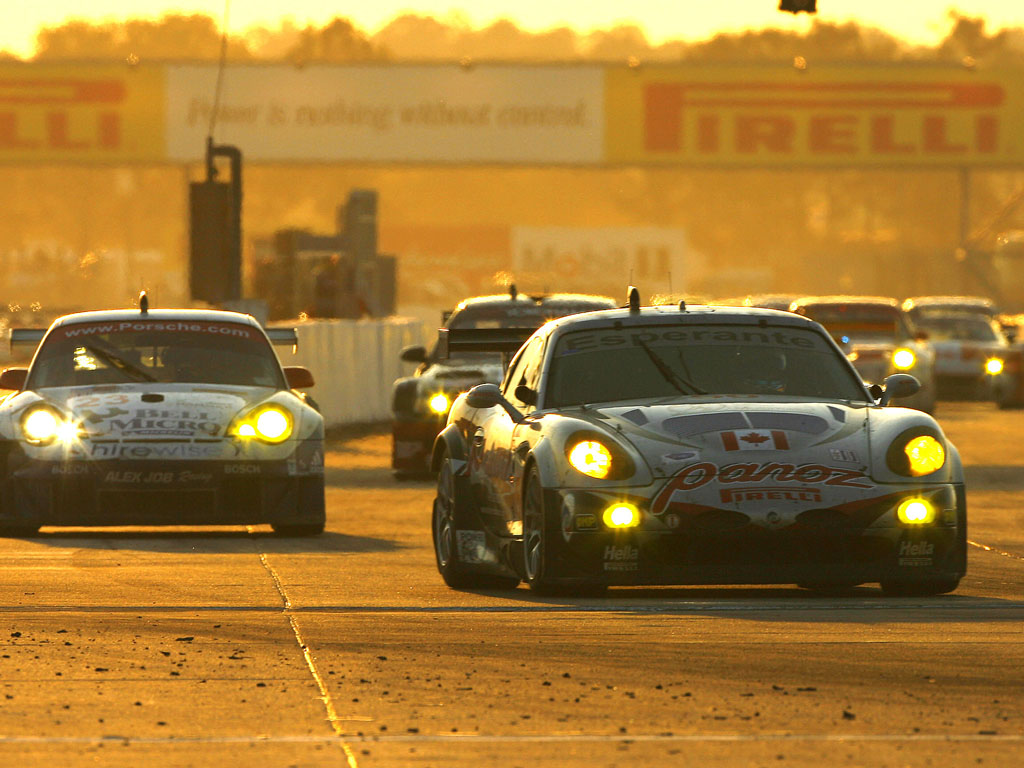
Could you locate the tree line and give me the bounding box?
[3,12,1022,67]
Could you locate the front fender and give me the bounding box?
[431,422,468,475]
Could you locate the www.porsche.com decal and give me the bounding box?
[651,461,873,515]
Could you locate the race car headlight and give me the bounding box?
[886,429,946,477]
[985,357,1004,375]
[428,393,450,414]
[235,405,293,443]
[892,348,916,370]
[896,497,936,525]
[602,502,641,529]
[568,440,613,479]
[22,406,62,444]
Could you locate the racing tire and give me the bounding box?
[432,452,518,591]
[797,581,861,595]
[271,523,325,536]
[522,466,573,595]
[879,577,960,597]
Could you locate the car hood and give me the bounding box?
[31,384,277,440]
[579,399,873,479]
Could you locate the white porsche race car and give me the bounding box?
[0,301,325,535]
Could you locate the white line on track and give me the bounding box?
[253,536,359,768]
[969,539,1024,562]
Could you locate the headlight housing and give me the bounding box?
[234,404,294,443]
[428,393,450,414]
[892,348,916,371]
[568,440,612,478]
[886,427,946,477]
[985,357,1004,375]
[564,431,636,481]
[22,405,62,445]
[21,405,78,445]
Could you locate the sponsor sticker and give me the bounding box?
[456,530,490,564]
[603,544,639,572]
[720,430,789,451]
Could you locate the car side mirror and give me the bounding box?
[400,345,428,364]
[465,383,526,424]
[514,384,537,406]
[283,366,315,389]
[0,367,27,391]
[880,373,920,406]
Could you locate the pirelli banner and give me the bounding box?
[1,62,1022,167]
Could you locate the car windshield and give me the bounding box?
[545,323,868,407]
[799,305,909,344]
[28,319,286,389]
[915,314,1002,343]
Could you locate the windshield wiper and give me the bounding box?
[636,340,706,396]
[82,344,156,382]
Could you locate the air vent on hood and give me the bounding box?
[141,393,164,403]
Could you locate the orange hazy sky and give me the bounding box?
[4,1,1023,58]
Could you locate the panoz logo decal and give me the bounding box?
[644,82,1002,157]
[721,430,789,451]
[652,461,871,515]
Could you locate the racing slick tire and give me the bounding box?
[521,466,608,596]
[271,477,326,536]
[432,452,518,590]
[879,576,960,596]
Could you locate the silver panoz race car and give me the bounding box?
[431,291,966,596]
[0,303,325,535]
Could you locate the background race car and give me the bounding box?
[908,311,1010,401]
[0,301,325,535]
[431,292,966,597]
[390,287,614,478]
[791,296,937,414]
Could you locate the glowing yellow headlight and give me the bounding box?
[904,435,945,476]
[22,407,60,444]
[602,502,640,529]
[985,357,1004,375]
[897,498,936,525]
[568,440,612,479]
[237,405,293,443]
[892,348,916,370]
[428,393,450,414]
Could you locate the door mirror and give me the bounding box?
[400,345,428,364]
[283,366,315,389]
[0,367,27,391]
[880,373,920,405]
[465,383,526,424]
[465,383,502,409]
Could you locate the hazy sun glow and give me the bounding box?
[4,1,1024,58]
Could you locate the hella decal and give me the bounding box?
[603,544,639,572]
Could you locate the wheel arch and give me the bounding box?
[431,422,467,474]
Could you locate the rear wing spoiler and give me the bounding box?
[436,327,536,359]
[10,329,46,350]
[265,327,299,348]
[9,327,299,351]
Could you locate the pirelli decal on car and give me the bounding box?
[652,461,873,515]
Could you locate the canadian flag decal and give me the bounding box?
[720,430,790,451]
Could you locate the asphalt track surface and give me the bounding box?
[0,402,1021,767]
